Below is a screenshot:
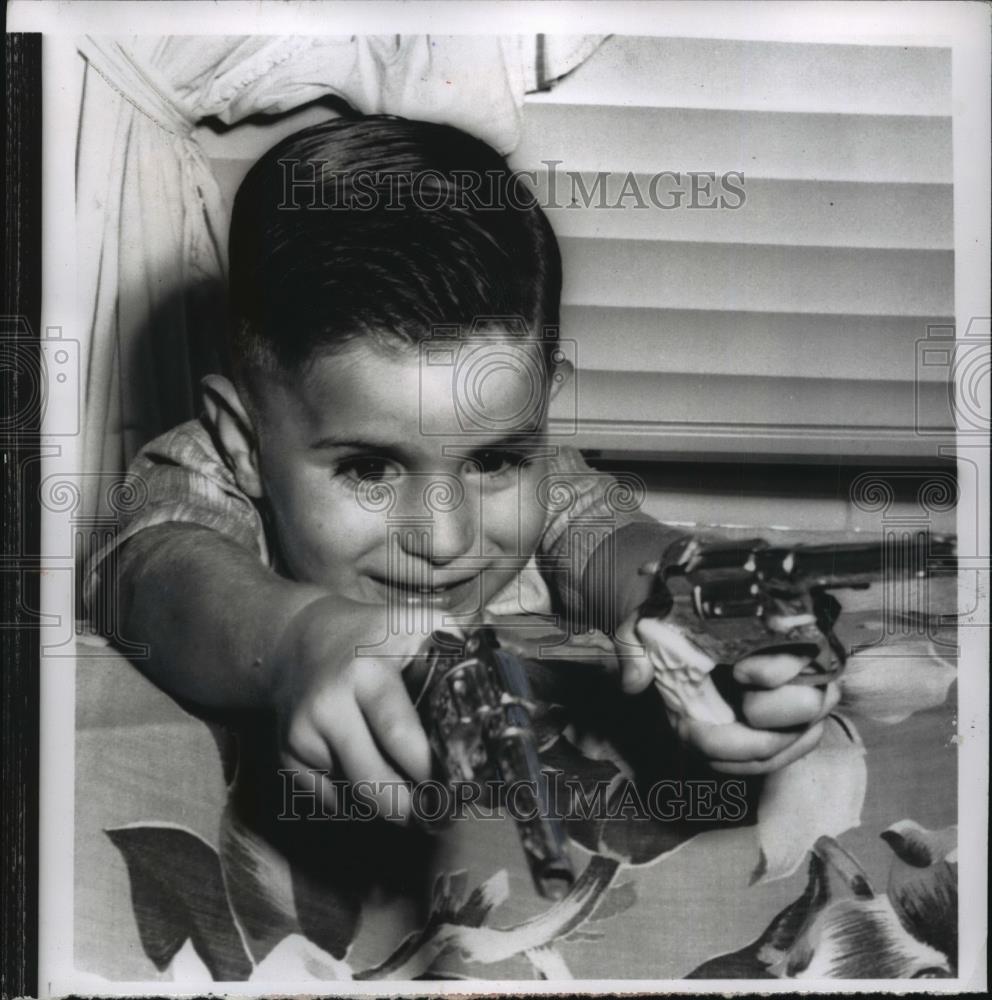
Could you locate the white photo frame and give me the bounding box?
[11,1,988,994]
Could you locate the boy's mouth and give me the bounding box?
[365,573,481,611]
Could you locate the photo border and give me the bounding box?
[1,30,42,1000]
[4,2,988,996]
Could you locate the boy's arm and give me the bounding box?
[580,519,685,629]
[108,522,432,818]
[85,419,295,707]
[112,523,326,710]
[535,446,678,625]
[538,450,837,774]
[534,446,685,627]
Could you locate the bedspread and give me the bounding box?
[73,561,958,983]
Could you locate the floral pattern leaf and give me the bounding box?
[689,843,840,979]
[687,950,778,979]
[429,869,468,923]
[782,897,951,979]
[751,714,867,885]
[753,852,831,965]
[166,939,214,983]
[688,832,948,981]
[562,929,606,943]
[354,868,509,980]
[106,823,252,981]
[219,805,300,963]
[354,854,620,980]
[588,880,637,922]
[881,819,957,867]
[525,945,572,979]
[249,933,352,981]
[841,643,956,724]
[454,869,510,926]
[881,820,958,965]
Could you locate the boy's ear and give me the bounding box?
[201,374,264,498]
[549,356,575,401]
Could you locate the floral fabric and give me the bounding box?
[74,587,959,983]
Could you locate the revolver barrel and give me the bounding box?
[642,531,957,680]
[403,628,574,900]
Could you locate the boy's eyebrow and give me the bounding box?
[309,434,406,453]
[469,432,544,451]
[309,431,545,454]
[454,432,548,456]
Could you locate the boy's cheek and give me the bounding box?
[265,485,376,577]
[506,463,552,557]
[477,489,522,557]
[519,496,549,558]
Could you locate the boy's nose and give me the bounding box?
[396,478,478,564]
[421,507,478,564]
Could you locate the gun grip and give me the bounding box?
[653,591,844,685]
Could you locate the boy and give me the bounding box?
[95,116,835,962]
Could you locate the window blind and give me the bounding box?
[512,36,954,460]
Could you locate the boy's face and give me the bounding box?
[244,338,557,616]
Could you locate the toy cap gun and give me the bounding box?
[402,626,574,900]
[637,533,956,722]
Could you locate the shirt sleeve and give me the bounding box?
[84,419,268,614]
[535,445,660,623]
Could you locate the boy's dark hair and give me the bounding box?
[228,115,562,381]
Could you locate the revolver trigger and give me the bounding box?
[812,589,844,631]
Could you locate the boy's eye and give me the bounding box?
[336,455,401,482]
[468,449,526,477]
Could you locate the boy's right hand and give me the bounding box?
[615,609,839,775]
[270,595,436,824]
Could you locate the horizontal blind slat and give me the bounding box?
[559,238,954,316]
[529,36,951,116]
[541,177,952,250]
[548,422,953,460]
[548,370,953,457]
[512,105,952,184]
[563,370,947,428]
[561,307,953,382]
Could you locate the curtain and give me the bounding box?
[75,34,606,521]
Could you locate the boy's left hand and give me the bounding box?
[613,609,841,775]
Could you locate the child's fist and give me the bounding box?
[270,595,437,822]
[613,610,840,775]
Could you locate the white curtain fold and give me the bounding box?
[76,33,605,521]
